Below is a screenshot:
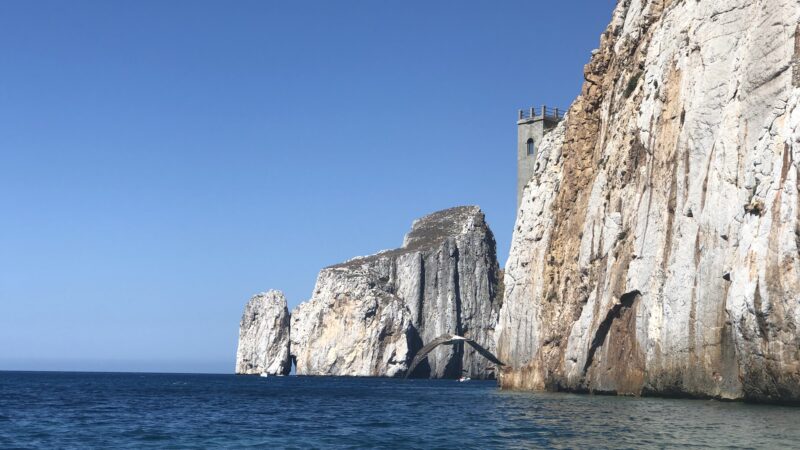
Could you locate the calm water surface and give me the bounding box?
[1,371,799,448]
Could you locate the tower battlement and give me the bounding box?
[516,105,565,209]
[517,105,565,123]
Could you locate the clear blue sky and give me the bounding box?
[0,0,616,373]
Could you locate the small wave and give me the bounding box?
[139,434,171,442]
[5,373,800,448]
[362,421,392,428]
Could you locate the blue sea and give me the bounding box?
[1,372,799,448]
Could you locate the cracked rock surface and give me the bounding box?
[496,0,800,403]
[235,291,292,375]
[291,206,502,378]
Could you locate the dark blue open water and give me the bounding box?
[1,372,799,448]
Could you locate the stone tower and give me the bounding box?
[516,106,563,208]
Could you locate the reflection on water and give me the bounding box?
[0,372,798,448]
[492,389,799,448]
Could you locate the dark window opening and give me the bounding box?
[526,138,536,156]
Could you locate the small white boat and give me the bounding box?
[458,376,471,382]
[260,373,269,378]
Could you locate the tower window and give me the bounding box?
[526,138,535,156]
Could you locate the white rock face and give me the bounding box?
[291,206,502,378]
[235,291,291,375]
[497,0,800,403]
[290,266,414,377]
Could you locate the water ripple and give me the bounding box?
[1,372,799,448]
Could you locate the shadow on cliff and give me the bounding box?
[405,326,433,379]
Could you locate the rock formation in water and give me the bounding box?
[497,0,800,403]
[291,206,502,378]
[235,290,292,375]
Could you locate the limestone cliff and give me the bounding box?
[291,206,502,378]
[235,291,292,375]
[497,0,800,403]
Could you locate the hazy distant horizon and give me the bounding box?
[0,359,231,374]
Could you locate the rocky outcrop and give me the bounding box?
[291,206,502,378]
[289,267,414,378]
[235,291,292,375]
[497,0,800,403]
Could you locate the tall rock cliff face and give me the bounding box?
[235,291,292,375]
[497,0,800,403]
[291,206,502,378]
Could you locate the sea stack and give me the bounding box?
[291,206,502,378]
[497,0,800,402]
[235,291,292,376]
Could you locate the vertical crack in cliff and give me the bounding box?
[417,254,425,327]
[792,24,800,87]
[443,243,464,378]
[453,245,463,337]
